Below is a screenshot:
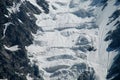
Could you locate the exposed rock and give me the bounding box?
[0,0,49,80]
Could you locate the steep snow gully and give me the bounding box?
[25,0,119,80]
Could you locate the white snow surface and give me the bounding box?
[26,0,119,80]
[1,22,13,39]
[4,45,20,51]
[7,2,22,13]
[26,74,34,80]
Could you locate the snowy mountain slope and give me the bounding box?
[26,0,98,80]
[0,0,120,80]
[26,0,120,80]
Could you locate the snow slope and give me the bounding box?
[87,1,119,80]
[26,0,119,80]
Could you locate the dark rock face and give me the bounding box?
[104,1,120,80]
[0,0,49,80]
[36,0,49,14]
[77,71,95,80]
[106,20,120,80]
[77,66,95,80]
[105,7,120,50]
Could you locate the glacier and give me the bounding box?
[24,0,120,80]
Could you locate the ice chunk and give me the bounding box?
[4,45,20,51]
